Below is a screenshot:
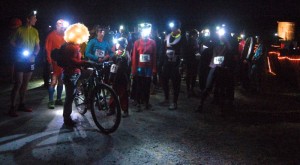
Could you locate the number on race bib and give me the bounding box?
[110,64,118,73]
[139,54,150,62]
[95,49,105,58]
[213,56,224,65]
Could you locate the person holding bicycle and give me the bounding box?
[109,37,131,117]
[85,26,113,83]
[61,23,94,126]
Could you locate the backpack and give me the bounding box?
[51,44,67,67]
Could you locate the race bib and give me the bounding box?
[166,50,175,58]
[110,64,118,73]
[213,56,224,65]
[95,49,105,58]
[139,54,150,62]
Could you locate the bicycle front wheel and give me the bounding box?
[90,83,121,134]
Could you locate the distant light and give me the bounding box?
[49,25,52,28]
[274,33,278,36]
[231,33,235,37]
[163,31,166,34]
[216,26,220,30]
[169,22,174,28]
[140,23,145,27]
[33,10,37,15]
[240,34,245,38]
[119,25,124,30]
[202,29,210,37]
[222,24,225,27]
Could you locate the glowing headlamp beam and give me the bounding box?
[216,28,225,36]
[23,50,30,57]
[63,21,69,28]
[169,22,174,28]
[141,28,151,38]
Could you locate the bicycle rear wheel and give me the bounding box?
[90,83,121,134]
[74,80,88,115]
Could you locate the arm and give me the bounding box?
[131,41,138,75]
[152,41,157,74]
[33,29,40,56]
[45,35,52,64]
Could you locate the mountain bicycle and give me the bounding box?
[74,61,121,134]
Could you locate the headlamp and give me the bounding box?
[216,26,225,36]
[138,23,152,38]
[23,50,30,57]
[169,22,174,28]
[33,10,37,15]
[63,21,70,28]
[119,25,124,30]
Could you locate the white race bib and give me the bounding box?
[110,64,118,73]
[166,50,175,58]
[139,54,150,62]
[213,56,224,65]
[95,49,105,58]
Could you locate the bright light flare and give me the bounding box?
[113,38,118,44]
[119,25,124,30]
[141,28,151,38]
[33,10,37,15]
[63,21,69,28]
[202,29,210,37]
[64,23,90,44]
[22,50,30,57]
[216,28,225,36]
[240,34,245,38]
[169,22,174,28]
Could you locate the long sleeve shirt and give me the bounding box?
[85,38,113,62]
[45,30,65,64]
[131,38,157,77]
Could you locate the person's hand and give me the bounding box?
[103,55,110,61]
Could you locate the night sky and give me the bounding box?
[1,0,300,35]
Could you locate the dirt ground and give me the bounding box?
[0,70,300,164]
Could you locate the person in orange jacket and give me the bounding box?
[45,19,69,109]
